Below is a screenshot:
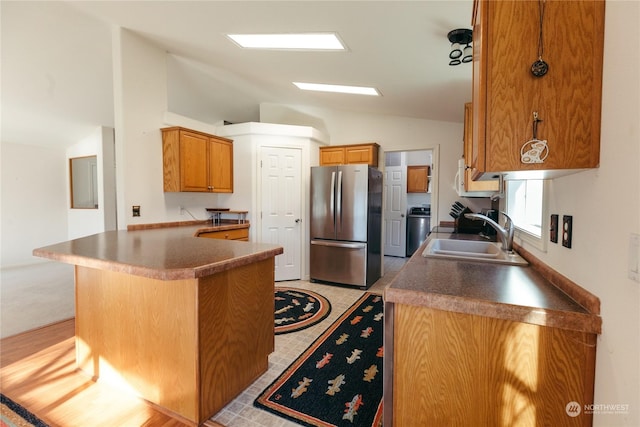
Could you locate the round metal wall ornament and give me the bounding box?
[531,59,549,77]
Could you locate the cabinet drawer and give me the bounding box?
[199,228,249,241]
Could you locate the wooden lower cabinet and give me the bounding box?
[387,303,596,426]
[198,227,249,241]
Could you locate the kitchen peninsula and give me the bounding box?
[33,223,283,426]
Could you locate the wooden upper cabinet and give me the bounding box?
[319,143,379,167]
[162,127,233,193]
[319,146,346,166]
[407,165,430,193]
[471,0,604,180]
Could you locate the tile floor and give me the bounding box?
[211,256,407,427]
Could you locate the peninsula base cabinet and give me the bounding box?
[75,259,274,426]
[385,303,597,426]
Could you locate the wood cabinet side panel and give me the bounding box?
[197,258,275,421]
[75,266,199,421]
[162,129,181,192]
[464,102,499,191]
[471,0,488,176]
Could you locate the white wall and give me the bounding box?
[260,103,463,224]
[1,142,68,267]
[511,2,640,425]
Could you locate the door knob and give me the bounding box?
[401,214,405,217]
[295,218,302,223]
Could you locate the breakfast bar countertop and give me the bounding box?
[384,232,602,334]
[33,222,282,281]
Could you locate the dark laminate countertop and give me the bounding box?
[33,223,283,281]
[385,232,601,334]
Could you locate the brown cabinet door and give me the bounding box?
[319,146,346,166]
[472,0,603,178]
[345,145,378,167]
[209,137,233,193]
[406,165,429,193]
[180,131,210,192]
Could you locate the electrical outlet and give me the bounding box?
[550,214,558,243]
[562,215,572,248]
[132,205,141,217]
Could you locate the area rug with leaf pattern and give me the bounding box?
[1,393,49,427]
[256,292,383,427]
[275,287,331,335]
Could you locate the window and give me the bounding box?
[506,179,548,251]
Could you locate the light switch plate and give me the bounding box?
[562,215,572,248]
[550,214,559,243]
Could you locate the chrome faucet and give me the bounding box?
[464,211,515,253]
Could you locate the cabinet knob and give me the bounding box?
[295,218,302,223]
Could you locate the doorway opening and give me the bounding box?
[382,147,438,258]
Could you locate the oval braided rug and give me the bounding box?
[274,287,331,335]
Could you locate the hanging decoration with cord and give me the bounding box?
[531,0,549,77]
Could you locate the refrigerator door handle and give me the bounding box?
[336,170,343,232]
[330,171,336,224]
[311,240,366,249]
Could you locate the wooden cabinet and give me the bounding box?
[389,303,597,426]
[319,143,379,167]
[162,127,233,193]
[470,0,604,180]
[406,165,430,193]
[198,227,249,242]
[463,102,499,192]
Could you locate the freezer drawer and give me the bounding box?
[310,240,367,288]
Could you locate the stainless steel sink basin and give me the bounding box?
[422,238,528,265]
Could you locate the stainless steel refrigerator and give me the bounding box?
[310,165,382,289]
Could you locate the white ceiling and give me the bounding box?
[1,1,474,149]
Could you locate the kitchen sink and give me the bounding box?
[422,238,528,266]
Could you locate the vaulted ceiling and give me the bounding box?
[1,1,474,149]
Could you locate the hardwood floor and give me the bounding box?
[0,319,224,427]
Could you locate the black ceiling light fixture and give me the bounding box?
[447,28,473,66]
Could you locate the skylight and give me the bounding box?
[226,33,345,50]
[293,82,380,96]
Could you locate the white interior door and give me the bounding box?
[260,147,302,281]
[384,166,407,257]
